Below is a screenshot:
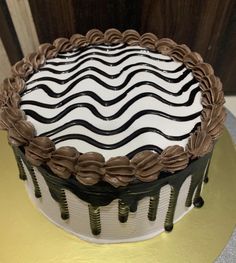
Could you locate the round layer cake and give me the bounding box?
[0,29,225,243]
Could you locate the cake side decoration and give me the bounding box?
[0,28,226,187]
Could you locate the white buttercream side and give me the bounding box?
[22,163,195,243]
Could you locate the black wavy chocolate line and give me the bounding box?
[21,87,200,108]
[22,78,198,98]
[26,68,191,87]
[23,105,201,123]
[34,59,185,75]
[126,145,163,158]
[51,127,191,149]
[58,43,127,57]
[46,50,172,66]
[40,118,200,139]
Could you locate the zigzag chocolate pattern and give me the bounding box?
[20,44,202,159]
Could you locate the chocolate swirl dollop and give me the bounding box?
[38,43,58,59]
[25,52,46,70]
[47,146,79,179]
[70,34,88,47]
[131,151,162,182]
[169,44,190,61]
[155,38,176,55]
[159,145,189,173]
[104,156,135,187]
[8,120,35,146]
[140,33,158,51]
[12,59,33,78]
[183,52,203,68]
[3,77,25,94]
[53,38,74,52]
[202,87,225,107]
[75,152,105,185]
[201,106,226,140]
[186,128,214,159]
[25,137,55,166]
[104,28,122,44]
[122,29,140,45]
[192,63,214,81]
[0,107,25,129]
[86,29,104,44]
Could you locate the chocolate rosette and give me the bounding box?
[3,77,25,94]
[131,151,162,182]
[122,29,140,45]
[25,52,46,71]
[104,28,122,44]
[38,43,58,59]
[159,145,189,173]
[86,29,104,44]
[25,137,55,166]
[192,63,214,81]
[201,106,226,140]
[47,146,79,179]
[12,59,33,78]
[202,87,225,107]
[8,120,35,146]
[104,156,135,187]
[53,38,74,52]
[140,33,158,51]
[75,152,105,185]
[169,44,190,61]
[186,128,214,159]
[199,75,219,92]
[183,52,203,69]
[0,107,25,129]
[70,34,88,48]
[155,38,176,55]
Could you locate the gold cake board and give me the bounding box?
[0,129,235,263]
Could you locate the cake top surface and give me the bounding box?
[0,29,226,187]
[20,43,202,160]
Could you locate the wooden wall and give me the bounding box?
[0,0,235,94]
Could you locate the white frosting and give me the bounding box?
[21,44,202,159]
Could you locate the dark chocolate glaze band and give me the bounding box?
[15,146,212,235]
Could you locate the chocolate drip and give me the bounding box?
[148,191,160,221]
[193,182,204,208]
[185,153,211,207]
[17,148,212,236]
[204,160,210,183]
[164,186,179,232]
[60,189,70,220]
[118,200,130,223]
[88,205,101,235]
[12,146,27,180]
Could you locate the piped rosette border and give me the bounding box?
[0,29,226,188]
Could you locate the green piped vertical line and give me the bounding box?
[118,200,130,223]
[164,186,180,232]
[28,164,41,198]
[185,175,196,207]
[12,146,27,180]
[60,189,70,220]
[148,191,160,221]
[88,205,101,235]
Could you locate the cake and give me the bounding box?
[0,29,226,243]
